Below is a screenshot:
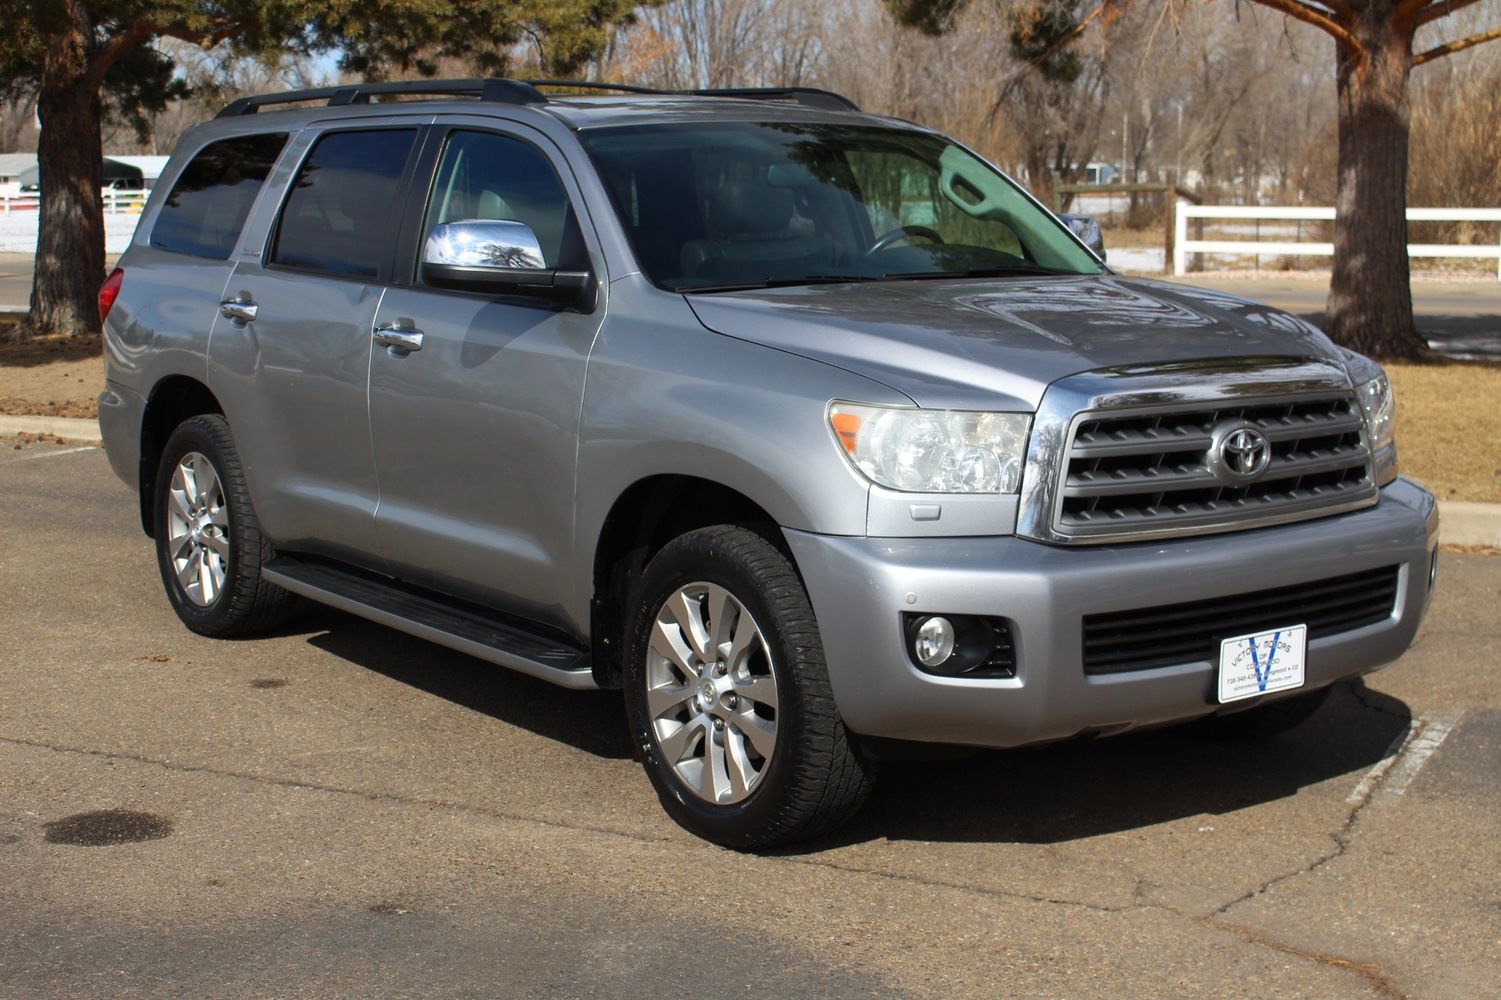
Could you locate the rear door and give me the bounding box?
[366,122,606,628]
[208,121,422,567]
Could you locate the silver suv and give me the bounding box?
[98,79,1438,848]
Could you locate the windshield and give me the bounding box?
[579,121,1104,292]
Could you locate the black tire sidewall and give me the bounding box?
[623,530,822,846]
[153,416,245,634]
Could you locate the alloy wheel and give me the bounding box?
[165,451,230,606]
[645,582,780,805]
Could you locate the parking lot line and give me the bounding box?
[1345,712,1462,805]
[16,445,97,461]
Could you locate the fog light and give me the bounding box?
[913,616,956,668]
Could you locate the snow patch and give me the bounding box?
[0,209,142,254]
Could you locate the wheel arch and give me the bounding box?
[588,474,794,689]
[138,375,224,537]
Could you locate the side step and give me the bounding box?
[263,557,596,690]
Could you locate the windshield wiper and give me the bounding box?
[682,275,880,293]
[880,264,1076,281]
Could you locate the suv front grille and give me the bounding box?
[1056,395,1374,541]
[1082,565,1399,675]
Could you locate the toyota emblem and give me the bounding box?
[1212,422,1272,482]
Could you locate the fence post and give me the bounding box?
[1173,204,1188,276]
[1163,196,1174,276]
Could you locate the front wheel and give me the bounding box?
[623,526,875,850]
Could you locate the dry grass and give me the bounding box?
[1387,363,1501,503]
[2,319,1497,503]
[0,317,103,419]
[1099,227,1165,249]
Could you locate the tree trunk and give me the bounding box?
[1324,4,1425,360]
[27,0,105,338]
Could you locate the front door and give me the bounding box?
[209,124,420,566]
[367,125,606,630]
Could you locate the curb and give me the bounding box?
[1438,501,1501,548]
[0,414,101,442]
[1,411,1497,546]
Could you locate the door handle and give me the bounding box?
[219,295,257,324]
[373,321,424,355]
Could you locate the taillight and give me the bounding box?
[98,267,124,326]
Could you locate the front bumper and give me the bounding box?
[786,476,1438,749]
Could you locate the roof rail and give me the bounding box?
[524,80,860,112]
[215,78,546,118]
[214,77,860,119]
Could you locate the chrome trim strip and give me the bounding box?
[1017,358,1376,545]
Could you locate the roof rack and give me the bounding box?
[214,77,859,119]
[523,80,860,112]
[215,78,546,118]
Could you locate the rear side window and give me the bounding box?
[151,132,288,259]
[271,129,417,279]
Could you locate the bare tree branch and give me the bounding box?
[86,16,253,93]
[1415,1,1489,28]
[85,19,154,90]
[155,19,254,50]
[1244,0,1359,53]
[1413,24,1501,63]
[988,0,1122,116]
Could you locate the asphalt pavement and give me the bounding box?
[2,439,1499,998]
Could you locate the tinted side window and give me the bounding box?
[272,129,417,279]
[151,133,287,259]
[422,130,586,272]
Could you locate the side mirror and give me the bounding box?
[421,219,593,303]
[1058,213,1107,263]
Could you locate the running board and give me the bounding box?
[263,557,596,690]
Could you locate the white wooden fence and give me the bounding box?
[0,190,149,215]
[1173,204,1501,280]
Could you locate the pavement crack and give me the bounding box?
[3,732,1137,915]
[1350,684,1415,721]
[1193,716,1435,1000]
[1197,919,1408,1000]
[779,855,1137,913]
[0,732,670,848]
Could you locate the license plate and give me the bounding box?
[1217,624,1307,704]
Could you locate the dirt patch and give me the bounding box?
[1387,362,1501,503]
[0,318,102,419]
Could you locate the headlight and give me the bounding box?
[1356,371,1395,454]
[829,403,1030,493]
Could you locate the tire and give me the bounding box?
[153,414,295,637]
[623,525,876,850]
[1191,685,1332,741]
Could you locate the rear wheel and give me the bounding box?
[623,526,875,850]
[153,415,295,637]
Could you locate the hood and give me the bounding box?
[685,275,1347,410]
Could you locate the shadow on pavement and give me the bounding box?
[279,607,1412,848]
[818,678,1411,849]
[295,606,635,761]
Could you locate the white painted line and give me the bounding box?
[16,445,96,461]
[1346,712,1463,805]
[1379,712,1461,799]
[1346,725,1417,805]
